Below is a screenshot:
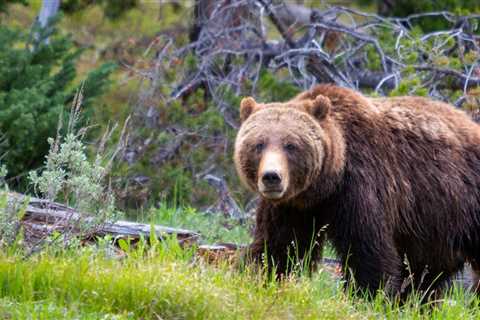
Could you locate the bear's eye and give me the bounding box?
[254,143,265,153]
[284,143,297,152]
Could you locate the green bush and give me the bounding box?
[28,88,128,232]
[0,16,115,180]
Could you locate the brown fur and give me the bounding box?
[234,84,480,298]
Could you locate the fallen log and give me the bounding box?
[7,192,200,245]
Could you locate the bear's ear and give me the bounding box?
[240,96,257,123]
[305,95,331,121]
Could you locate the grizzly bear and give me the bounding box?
[234,84,480,298]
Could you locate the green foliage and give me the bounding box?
[361,0,480,31]
[362,23,475,99]
[28,133,117,221]
[0,192,25,248]
[0,166,27,248]
[0,17,115,179]
[390,77,428,97]
[256,69,301,102]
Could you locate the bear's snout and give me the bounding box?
[258,150,288,199]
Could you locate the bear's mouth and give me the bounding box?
[259,188,285,200]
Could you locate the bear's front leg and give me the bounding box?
[336,232,404,298]
[246,201,325,277]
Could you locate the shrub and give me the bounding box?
[28,89,127,229]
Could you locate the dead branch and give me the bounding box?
[257,0,296,48]
[203,174,247,221]
[168,2,480,103]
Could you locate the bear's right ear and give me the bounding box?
[305,95,331,121]
[240,97,257,123]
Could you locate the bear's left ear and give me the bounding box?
[240,97,257,123]
[305,95,331,121]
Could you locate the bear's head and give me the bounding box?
[234,95,345,203]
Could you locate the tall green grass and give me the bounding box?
[0,237,478,319]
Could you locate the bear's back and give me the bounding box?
[371,96,480,147]
[299,84,480,147]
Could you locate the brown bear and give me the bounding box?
[234,84,480,298]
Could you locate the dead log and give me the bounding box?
[98,220,199,244]
[8,192,200,245]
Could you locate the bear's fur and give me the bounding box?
[234,84,480,298]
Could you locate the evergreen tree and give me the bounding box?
[0,16,116,180]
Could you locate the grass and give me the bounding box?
[144,204,253,245]
[0,238,346,320]
[0,235,478,320]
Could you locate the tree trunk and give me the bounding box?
[38,0,60,28]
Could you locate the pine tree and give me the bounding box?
[0,15,116,180]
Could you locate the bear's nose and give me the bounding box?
[262,171,282,187]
